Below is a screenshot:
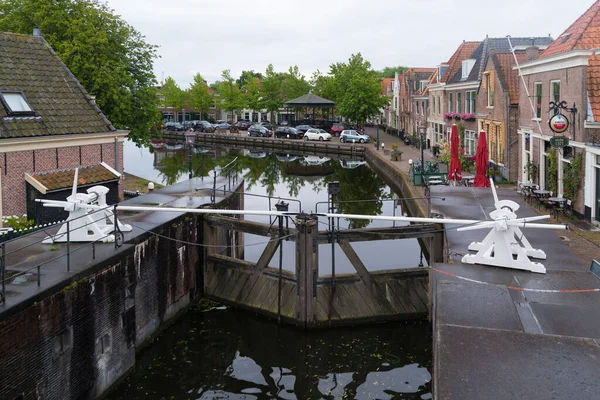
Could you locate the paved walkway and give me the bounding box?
[363,127,600,399]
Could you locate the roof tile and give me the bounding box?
[0,32,115,139]
[31,164,119,192]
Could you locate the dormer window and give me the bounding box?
[437,64,448,83]
[462,59,476,79]
[0,91,34,116]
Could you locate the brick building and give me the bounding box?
[516,1,600,221]
[0,31,127,222]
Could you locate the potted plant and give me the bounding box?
[390,144,402,161]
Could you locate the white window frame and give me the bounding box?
[465,90,476,114]
[456,92,462,114]
[448,93,453,113]
[464,130,476,155]
[534,82,542,120]
[550,80,561,104]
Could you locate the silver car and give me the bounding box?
[340,129,370,143]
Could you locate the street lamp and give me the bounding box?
[184,131,196,190]
[418,124,426,183]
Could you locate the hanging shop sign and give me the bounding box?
[549,113,569,134]
[549,135,569,148]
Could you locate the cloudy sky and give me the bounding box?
[104,0,594,88]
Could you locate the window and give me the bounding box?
[421,101,425,115]
[534,82,542,119]
[466,91,476,114]
[462,59,475,79]
[437,96,440,114]
[551,80,560,104]
[465,130,476,155]
[486,74,495,107]
[402,99,405,111]
[0,91,34,116]
[448,93,453,113]
[416,101,419,115]
[456,92,462,114]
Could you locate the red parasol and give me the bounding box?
[448,124,462,184]
[473,130,490,188]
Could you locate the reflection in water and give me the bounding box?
[107,307,432,400]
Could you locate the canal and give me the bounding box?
[117,140,433,399]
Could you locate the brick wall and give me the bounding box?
[0,212,201,400]
[1,141,125,217]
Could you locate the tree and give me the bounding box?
[188,73,213,119]
[243,77,263,116]
[217,70,244,122]
[281,66,310,100]
[236,70,263,89]
[377,65,409,78]
[160,77,186,120]
[261,64,285,123]
[0,0,160,143]
[329,53,389,126]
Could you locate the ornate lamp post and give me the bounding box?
[184,130,196,191]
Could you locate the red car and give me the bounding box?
[330,123,349,137]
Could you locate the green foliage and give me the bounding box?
[217,70,245,120]
[261,64,285,122]
[236,70,263,89]
[524,157,538,182]
[243,76,263,113]
[0,0,160,144]
[2,215,35,231]
[377,65,409,78]
[327,53,389,126]
[547,148,558,195]
[438,141,469,171]
[188,74,213,116]
[161,77,186,110]
[563,152,583,201]
[281,66,311,100]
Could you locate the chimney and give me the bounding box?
[525,46,540,61]
[32,28,41,37]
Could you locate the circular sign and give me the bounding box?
[549,113,569,134]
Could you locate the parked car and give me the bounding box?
[214,122,233,130]
[235,120,252,130]
[260,121,276,131]
[340,129,370,143]
[295,125,313,134]
[248,124,272,137]
[164,122,185,131]
[330,123,348,136]
[198,120,215,132]
[275,126,303,139]
[303,128,332,141]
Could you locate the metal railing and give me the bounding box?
[211,157,239,203]
[0,206,119,305]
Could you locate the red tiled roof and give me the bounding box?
[494,53,527,104]
[30,164,119,192]
[381,78,394,94]
[588,54,600,120]
[540,1,600,58]
[441,41,482,83]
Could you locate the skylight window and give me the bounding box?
[0,91,34,116]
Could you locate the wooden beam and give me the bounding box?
[338,240,372,287]
[317,224,436,243]
[205,215,297,237]
[254,238,280,275]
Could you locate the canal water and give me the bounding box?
[124,140,427,274]
[118,140,433,399]
[107,304,432,400]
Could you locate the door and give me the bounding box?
[595,167,600,223]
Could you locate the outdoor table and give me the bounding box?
[533,189,551,197]
[461,175,474,186]
[548,197,566,203]
[428,179,444,185]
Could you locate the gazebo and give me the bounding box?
[282,92,336,125]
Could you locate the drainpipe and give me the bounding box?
[114,137,119,173]
[506,95,511,181]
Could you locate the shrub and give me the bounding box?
[3,215,35,231]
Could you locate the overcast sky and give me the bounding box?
[104,0,594,88]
